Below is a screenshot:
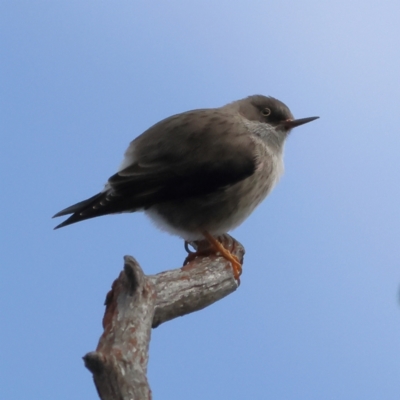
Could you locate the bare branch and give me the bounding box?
[84,234,244,400]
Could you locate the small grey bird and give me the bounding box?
[54,95,318,279]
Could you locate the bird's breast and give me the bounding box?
[146,141,284,240]
[231,143,284,215]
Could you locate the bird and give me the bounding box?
[53,95,318,280]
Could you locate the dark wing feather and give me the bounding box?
[53,109,257,229]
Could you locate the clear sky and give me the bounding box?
[1,1,399,399]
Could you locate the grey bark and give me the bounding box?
[83,234,244,400]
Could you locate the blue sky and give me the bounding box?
[1,1,399,399]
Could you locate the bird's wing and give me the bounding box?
[111,109,258,201]
[54,109,258,228]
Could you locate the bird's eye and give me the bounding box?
[261,108,271,117]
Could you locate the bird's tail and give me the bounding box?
[53,193,108,229]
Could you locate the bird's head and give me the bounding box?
[237,95,319,146]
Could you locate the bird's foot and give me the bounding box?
[201,231,243,282]
[183,241,214,265]
[183,233,243,282]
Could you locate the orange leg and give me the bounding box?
[202,231,242,281]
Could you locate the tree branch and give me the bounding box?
[83,234,244,400]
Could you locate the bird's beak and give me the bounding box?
[281,116,319,129]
